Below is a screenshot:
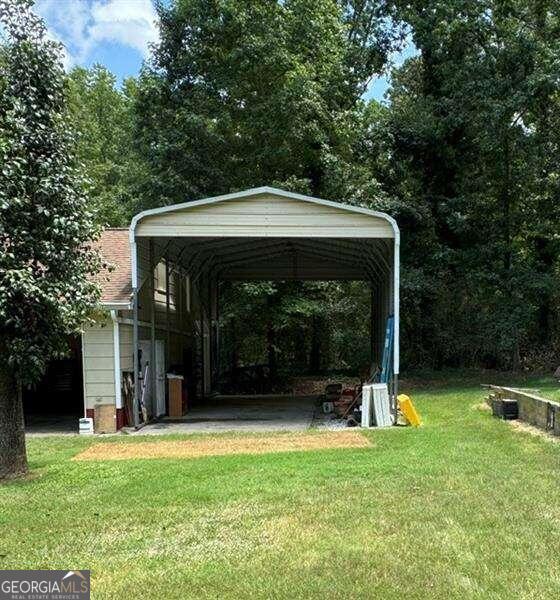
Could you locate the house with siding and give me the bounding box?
[82,228,193,432]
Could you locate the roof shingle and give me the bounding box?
[93,229,132,305]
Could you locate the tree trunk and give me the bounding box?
[0,361,28,480]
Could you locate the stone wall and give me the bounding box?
[488,386,560,436]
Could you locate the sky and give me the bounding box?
[35,0,417,102]
[364,41,418,101]
[35,0,158,79]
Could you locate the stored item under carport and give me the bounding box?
[398,394,421,427]
[491,398,518,420]
[168,374,186,417]
[362,383,392,427]
[326,383,342,396]
[334,388,356,416]
[322,401,334,414]
[325,383,343,404]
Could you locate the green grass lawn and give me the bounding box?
[2,373,560,599]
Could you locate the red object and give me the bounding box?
[116,407,127,429]
[86,407,128,430]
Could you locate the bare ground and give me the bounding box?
[73,430,372,461]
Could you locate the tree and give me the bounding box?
[66,65,141,226]
[338,0,405,101]
[383,0,560,369]
[132,0,400,210]
[218,280,373,387]
[0,0,101,479]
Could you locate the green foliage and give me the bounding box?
[379,0,560,369]
[132,0,399,209]
[37,0,560,374]
[0,0,101,384]
[66,65,140,226]
[219,281,372,376]
[127,0,403,377]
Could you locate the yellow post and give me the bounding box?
[398,394,421,427]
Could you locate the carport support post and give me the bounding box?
[215,280,220,380]
[369,282,375,364]
[210,278,219,386]
[110,310,122,415]
[149,240,156,415]
[132,286,140,428]
[202,275,212,395]
[393,234,400,403]
[165,252,171,373]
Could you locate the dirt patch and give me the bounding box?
[74,431,372,461]
[508,420,560,443]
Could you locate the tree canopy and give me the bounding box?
[66,65,140,226]
[23,0,560,375]
[384,0,560,368]
[131,0,402,208]
[0,0,101,477]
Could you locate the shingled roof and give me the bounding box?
[94,228,132,307]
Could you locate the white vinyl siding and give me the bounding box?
[82,317,115,408]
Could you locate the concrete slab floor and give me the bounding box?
[25,413,80,436]
[134,395,318,435]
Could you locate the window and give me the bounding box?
[154,261,167,294]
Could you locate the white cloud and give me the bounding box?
[35,0,159,69]
[89,0,158,55]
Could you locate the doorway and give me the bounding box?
[138,340,166,418]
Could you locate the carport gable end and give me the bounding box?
[130,187,398,241]
[127,186,400,428]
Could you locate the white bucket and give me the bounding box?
[79,417,94,435]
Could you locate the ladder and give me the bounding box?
[380,315,394,384]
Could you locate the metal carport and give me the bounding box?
[128,187,399,428]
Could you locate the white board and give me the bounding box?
[362,383,392,427]
[361,386,373,428]
[372,383,392,427]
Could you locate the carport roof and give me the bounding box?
[125,187,401,408]
[129,187,399,285]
